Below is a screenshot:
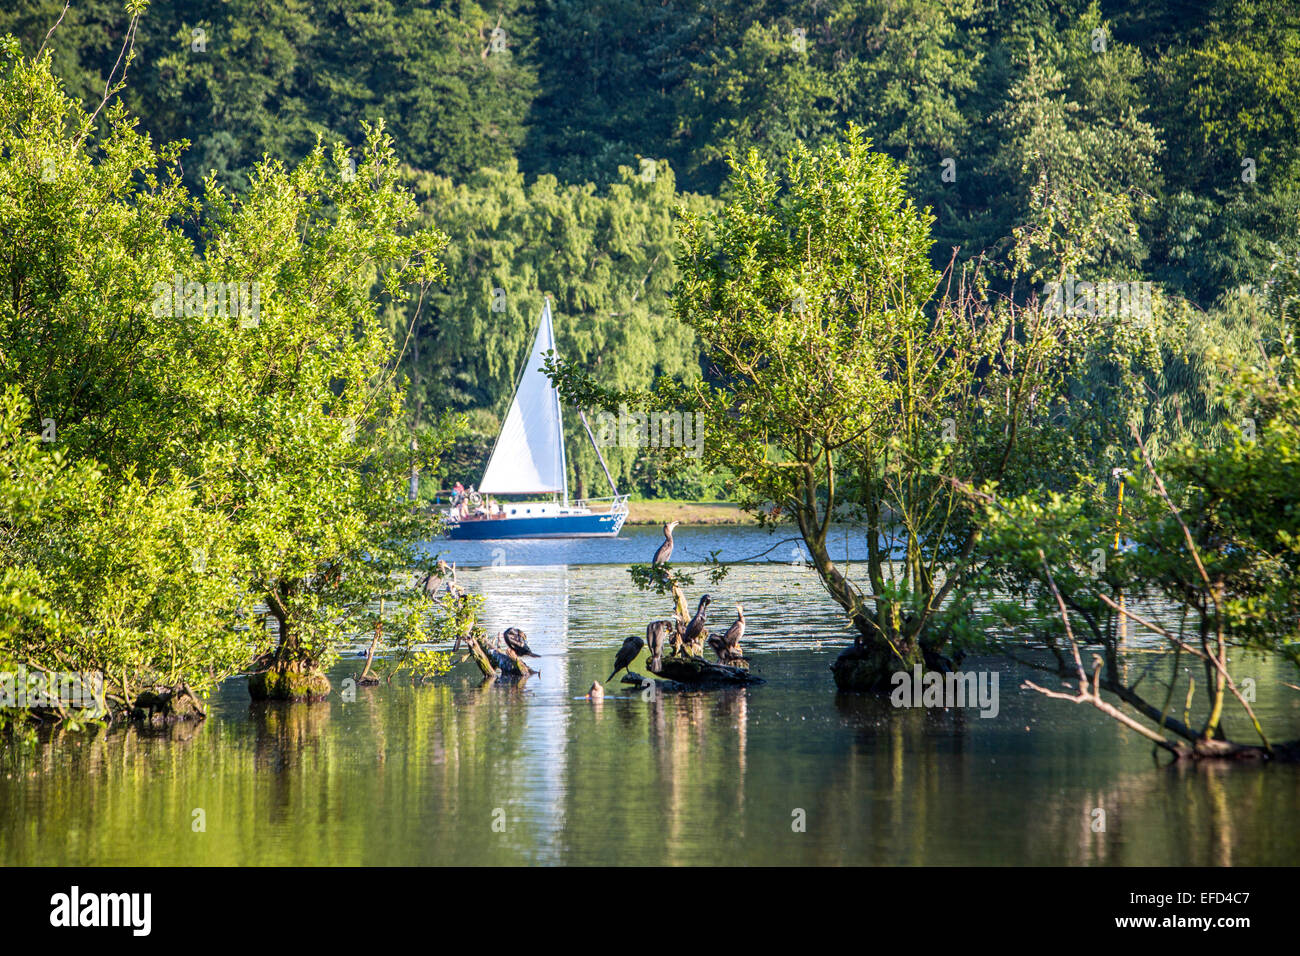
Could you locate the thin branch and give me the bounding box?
[36,2,71,59]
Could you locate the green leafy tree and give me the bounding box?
[679,20,835,192]
[1,0,537,190]
[0,38,455,712]
[965,249,1300,759]
[1147,0,1300,303]
[993,12,1159,282]
[555,131,1099,688]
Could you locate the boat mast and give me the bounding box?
[579,410,619,497]
[547,297,569,509]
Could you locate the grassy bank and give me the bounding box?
[624,500,755,525]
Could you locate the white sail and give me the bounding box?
[479,301,568,498]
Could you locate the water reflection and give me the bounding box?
[2,560,1299,866]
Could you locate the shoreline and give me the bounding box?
[623,500,755,525]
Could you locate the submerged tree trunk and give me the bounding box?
[132,683,206,722]
[248,583,332,702]
[647,654,763,686]
[455,630,536,679]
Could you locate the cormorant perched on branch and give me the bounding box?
[682,594,712,650]
[652,521,679,566]
[607,633,645,683]
[646,620,673,670]
[423,558,452,595]
[502,627,538,658]
[709,604,745,663]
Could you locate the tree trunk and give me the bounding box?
[249,583,332,702]
[647,654,763,685]
[791,468,937,691]
[358,600,382,685]
[456,631,535,679]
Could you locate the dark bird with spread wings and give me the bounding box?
[709,604,745,663]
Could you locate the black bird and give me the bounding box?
[652,521,679,566]
[682,594,712,651]
[502,627,538,658]
[607,633,645,683]
[710,604,745,663]
[646,620,672,670]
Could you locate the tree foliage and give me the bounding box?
[0,41,460,717]
[397,159,715,497]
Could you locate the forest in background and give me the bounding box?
[3,0,1297,497]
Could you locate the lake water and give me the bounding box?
[3,526,1299,865]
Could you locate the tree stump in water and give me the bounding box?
[132,684,207,722]
[830,643,927,692]
[492,641,538,678]
[454,630,537,679]
[248,662,331,702]
[648,652,763,686]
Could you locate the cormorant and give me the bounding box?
[681,594,712,650]
[423,559,452,595]
[502,627,538,658]
[607,633,645,683]
[646,619,672,670]
[652,521,680,566]
[710,604,745,663]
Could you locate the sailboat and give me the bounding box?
[443,300,629,539]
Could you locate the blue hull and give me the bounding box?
[445,511,626,539]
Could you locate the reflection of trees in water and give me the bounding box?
[0,721,213,864]
[7,645,1299,866]
[250,701,330,771]
[819,693,970,864]
[1006,753,1300,865]
[818,687,1300,865]
[247,677,551,863]
[1163,760,1289,867]
[657,689,751,863]
[3,657,588,864]
[554,684,757,865]
[249,702,332,828]
[390,675,563,862]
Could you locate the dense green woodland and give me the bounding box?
[4,0,1299,495]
